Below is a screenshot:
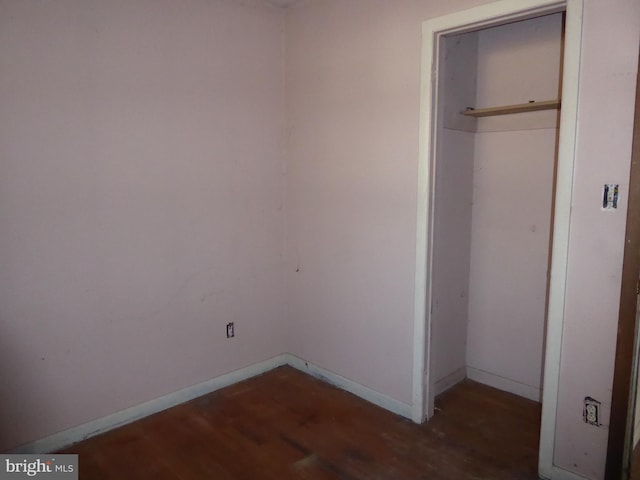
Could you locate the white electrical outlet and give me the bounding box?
[584,397,600,426]
[585,405,597,423]
[226,322,235,338]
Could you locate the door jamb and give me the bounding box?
[413,1,584,478]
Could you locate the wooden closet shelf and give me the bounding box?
[461,99,561,117]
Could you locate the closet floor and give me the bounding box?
[59,366,541,479]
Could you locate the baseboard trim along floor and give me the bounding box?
[10,353,412,454]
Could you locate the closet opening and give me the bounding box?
[430,4,563,455]
[413,1,584,477]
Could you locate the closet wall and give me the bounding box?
[432,14,563,401]
[466,14,563,400]
[430,31,477,394]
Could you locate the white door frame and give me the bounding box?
[412,0,584,478]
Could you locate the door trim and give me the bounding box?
[413,1,584,478]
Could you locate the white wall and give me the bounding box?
[285,0,639,478]
[467,129,558,400]
[431,32,477,394]
[465,14,563,401]
[0,0,286,452]
[431,128,475,393]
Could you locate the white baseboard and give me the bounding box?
[11,354,289,454]
[467,367,541,402]
[285,354,412,419]
[434,367,466,396]
[11,353,413,454]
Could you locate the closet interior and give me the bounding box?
[430,12,565,405]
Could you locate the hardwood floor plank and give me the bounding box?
[59,366,541,479]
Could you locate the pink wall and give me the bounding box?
[554,1,640,477]
[286,0,639,478]
[284,0,487,405]
[0,0,286,452]
[1,1,638,477]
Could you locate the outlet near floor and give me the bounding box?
[584,397,600,426]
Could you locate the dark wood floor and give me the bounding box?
[59,366,542,479]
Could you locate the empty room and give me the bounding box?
[1,0,639,479]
